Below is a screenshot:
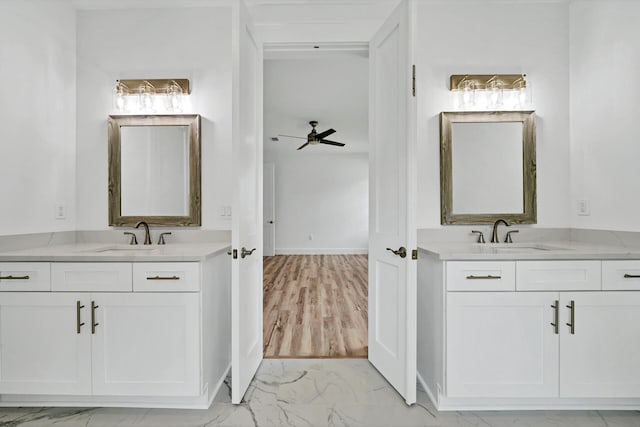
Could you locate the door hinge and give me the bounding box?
[412,65,416,97]
[412,249,418,260]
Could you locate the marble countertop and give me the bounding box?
[0,242,231,262]
[418,240,640,260]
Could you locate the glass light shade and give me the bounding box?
[113,83,128,112]
[139,83,155,112]
[166,82,183,112]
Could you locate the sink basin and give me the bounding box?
[481,244,569,253]
[87,245,160,254]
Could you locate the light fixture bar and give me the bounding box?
[116,79,190,94]
[450,74,526,90]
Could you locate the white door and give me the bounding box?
[560,292,640,398]
[0,293,91,395]
[447,292,560,397]
[263,162,275,256]
[231,0,264,404]
[368,0,417,404]
[91,293,200,396]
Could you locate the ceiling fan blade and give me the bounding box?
[314,128,336,140]
[278,134,307,140]
[297,142,310,150]
[319,139,345,147]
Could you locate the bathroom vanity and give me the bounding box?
[0,242,230,408]
[418,242,640,410]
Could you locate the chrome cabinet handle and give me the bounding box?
[0,275,30,280]
[146,275,180,280]
[386,247,407,258]
[465,275,501,280]
[624,274,640,279]
[241,247,256,258]
[566,300,575,335]
[550,300,559,334]
[76,301,85,334]
[91,301,99,334]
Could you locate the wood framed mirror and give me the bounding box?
[440,110,536,225]
[108,114,201,226]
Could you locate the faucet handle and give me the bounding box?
[123,232,138,245]
[157,232,172,245]
[505,230,520,243]
[471,230,486,244]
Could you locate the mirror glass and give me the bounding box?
[440,111,536,225]
[120,125,190,216]
[108,114,201,226]
[451,122,523,214]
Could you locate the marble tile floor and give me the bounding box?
[1,359,639,427]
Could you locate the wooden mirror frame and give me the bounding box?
[440,110,536,225]
[108,114,201,226]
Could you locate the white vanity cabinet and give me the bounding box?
[0,248,230,409]
[446,291,559,398]
[560,291,640,398]
[0,292,91,395]
[418,255,640,410]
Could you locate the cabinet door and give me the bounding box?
[0,293,91,395]
[560,292,640,397]
[447,292,559,397]
[91,293,200,396]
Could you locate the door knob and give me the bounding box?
[268,221,274,224]
[386,246,407,258]
[241,247,257,258]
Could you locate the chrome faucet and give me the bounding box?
[491,219,509,243]
[135,221,152,245]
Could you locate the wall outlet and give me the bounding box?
[308,234,314,241]
[54,203,66,220]
[577,199,591,216]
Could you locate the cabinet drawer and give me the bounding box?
[446,261,515,291]
[602,260,640,290]
[133,263,200,292]
[516,261,601,291]
[0,263,50,291]
[51,263,132,292]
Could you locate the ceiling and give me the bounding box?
[263,55,369,154]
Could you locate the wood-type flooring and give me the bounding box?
[263,254,368,358]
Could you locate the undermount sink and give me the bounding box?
[481,243,569,252]
[87,245,160,254]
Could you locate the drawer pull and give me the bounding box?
[566,300,575,335]
[146,275,180,281]
[624,274,640,279]
[550,300,559,334]
[91,301,99,334]
[76,301,85,334]
[465,275,501,280]
[0,275,30,280]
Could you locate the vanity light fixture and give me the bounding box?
[450,74,531,110]
[112,79,190,114]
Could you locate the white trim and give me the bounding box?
[275,248,368,255]
[434,396,640,412]
[416,371,438,408]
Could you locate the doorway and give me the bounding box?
[261,50,369,359]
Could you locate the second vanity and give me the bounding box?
[418,241,640,410]
[0,242,230,408]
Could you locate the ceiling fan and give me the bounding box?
[278,121,346,150]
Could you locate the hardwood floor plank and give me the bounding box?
[263,254,368,358]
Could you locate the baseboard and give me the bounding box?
[275,248,368,255]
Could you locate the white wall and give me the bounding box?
[75,6,233,230]
[0,0,76,236]
[570,1,640,232]
[264,153,368,254]
[415,1,572,229]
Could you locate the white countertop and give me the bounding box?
[0,242,231,262]
[417,241,640,260]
